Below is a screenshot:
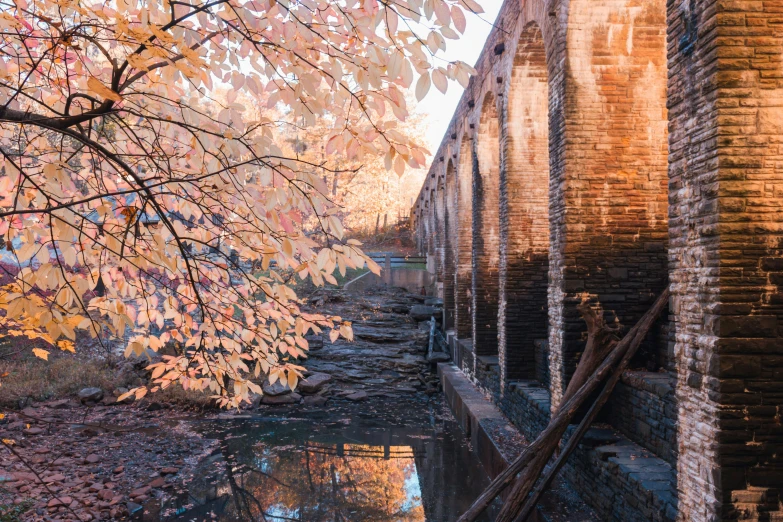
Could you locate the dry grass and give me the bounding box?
[0,353,219,411]
[0,354,129,408]
[152,384,216,411]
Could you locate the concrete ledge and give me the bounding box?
[438,364,598,522]
[439,363,519,478]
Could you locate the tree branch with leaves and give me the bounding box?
[0,0,480,407]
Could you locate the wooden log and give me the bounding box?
[496,289,670,522]
[513,307,657,521]
[456,289,670,522]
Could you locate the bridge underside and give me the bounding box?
[412,0,783,521]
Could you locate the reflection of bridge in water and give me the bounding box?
[282,442,420,460]
[142,418,498,521]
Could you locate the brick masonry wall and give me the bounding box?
[608,371,678,467]
[547,0,670,410]
[668,1,783,520]
[444,162,458,330]
[456,136,473,340]
[435,178,446,288]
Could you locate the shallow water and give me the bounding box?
[142,400,499,521]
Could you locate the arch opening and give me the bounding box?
[499,21,551,387]
[443,161,458,330]
[456,134,474,340]
[473,92,501,357]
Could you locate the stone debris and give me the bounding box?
[77,388,104,404]
[262,380,291,396]
[298,373,332,394]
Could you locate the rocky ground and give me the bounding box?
[0,286,448,521]
[0,399,215,521]
[257,287,446,406]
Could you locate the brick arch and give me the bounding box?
[498,20,551,390]
[546,0,669,409]
[473,91,501,357]
[443,160,458,330]
[455,133,473,340]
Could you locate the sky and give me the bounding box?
[415,1,503,153]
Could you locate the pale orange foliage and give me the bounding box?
[0,0,479,406]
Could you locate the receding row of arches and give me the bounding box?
[413,0,783,520]
[418,1,670,405]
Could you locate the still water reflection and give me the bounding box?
[144,404,498,521]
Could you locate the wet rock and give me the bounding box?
[424,298,443,307]
[262,393,301,405]
[305,335,324,350]
[262,380,291,396]
[23,427,44,435]
[146,401,163,412]
[47,399,71,409]
[126,502,143,515]
[346,391,368,401]
[303,396,328,406]
[427,352,451,363]
[160,467,179,475]
[78,388,104,403]
[298,373,332,394]
[409,305,438,321]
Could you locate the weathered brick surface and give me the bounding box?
[608,371,678,467]
[668,1,783,520]
[410,0,783,519]
[547,0,670,409]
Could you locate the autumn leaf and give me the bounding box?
[32,348,49,360]
[87,77,122,103]
[0,0,480,408]
[415,72,431,101]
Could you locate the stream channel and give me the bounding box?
[140,397,500,521]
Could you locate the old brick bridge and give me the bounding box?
[411,0,783,521]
